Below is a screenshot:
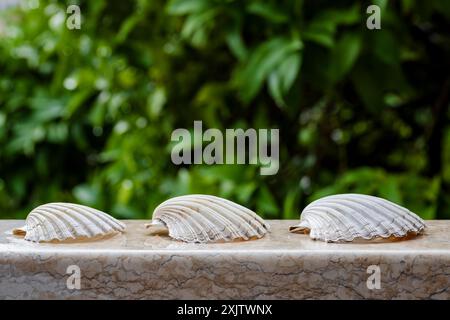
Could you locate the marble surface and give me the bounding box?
[0,220,449,299]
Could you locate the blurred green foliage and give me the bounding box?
[0,0,449,219]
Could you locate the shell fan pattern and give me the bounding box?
[289,194,426,243]
[12,203,126,243]
[148,194,270,243]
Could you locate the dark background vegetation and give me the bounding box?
[0,0,449,219]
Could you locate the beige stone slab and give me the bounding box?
[0,220,449,299]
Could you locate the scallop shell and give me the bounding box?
[147,194,270,243]
[12,203,126,243]
[289,194,426,242]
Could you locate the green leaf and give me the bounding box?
[257,186,278,217]
[247,2,289,23]
[319,4,361,25]
[283,189,299,219]
[167,0,211,15]
[147,87,167,119]
[73,184,100,206]
[351,62,385,111]
[116,15,141,44]
[379,176,402,204]
[303,4,360,47]
[181,9,217,47]
[226,26,248,61]
[329,32,362,84]
[64,89,93,119]
[268,52,302,107]
[235,182,257,203]
[235,37,303,103]
[373,31,400,65]
[374,0,389,11]
[303,20,336,47]
[29,97,65,122]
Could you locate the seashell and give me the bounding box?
[147,194,270,243]
[12,203,125,243]
[289,194,426,242]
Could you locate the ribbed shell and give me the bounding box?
[14,203,125,242]
[150,194,270,243]
[289,194,426,242]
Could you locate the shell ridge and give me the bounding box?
[55,203,121,233]
[309,200,390,237]
[192,197,266,238]
[311,198,411,238]
[45,204,104,236]
[18,202,125,242]
[166,194,268,232]
[34,206,94,237]
[160,200,246,240]
[347,197,421,236]
[163,204,228,242]
[216,200,267,237]
[151,195,268,243]
[54,202,125,231]
[191,199,256,239]
[30,209,80,240]
[203,195,268,230]
[194,200,248,240]
[306,208,358,241]
[292,194,426,242]
[160,208,211,242]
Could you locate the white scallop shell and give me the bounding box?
[12,203,126,243]
[148,194,270,243]
[289,194,426,242]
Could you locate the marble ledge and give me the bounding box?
[0,220,449,300]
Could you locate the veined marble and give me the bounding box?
[0,220,449,299]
